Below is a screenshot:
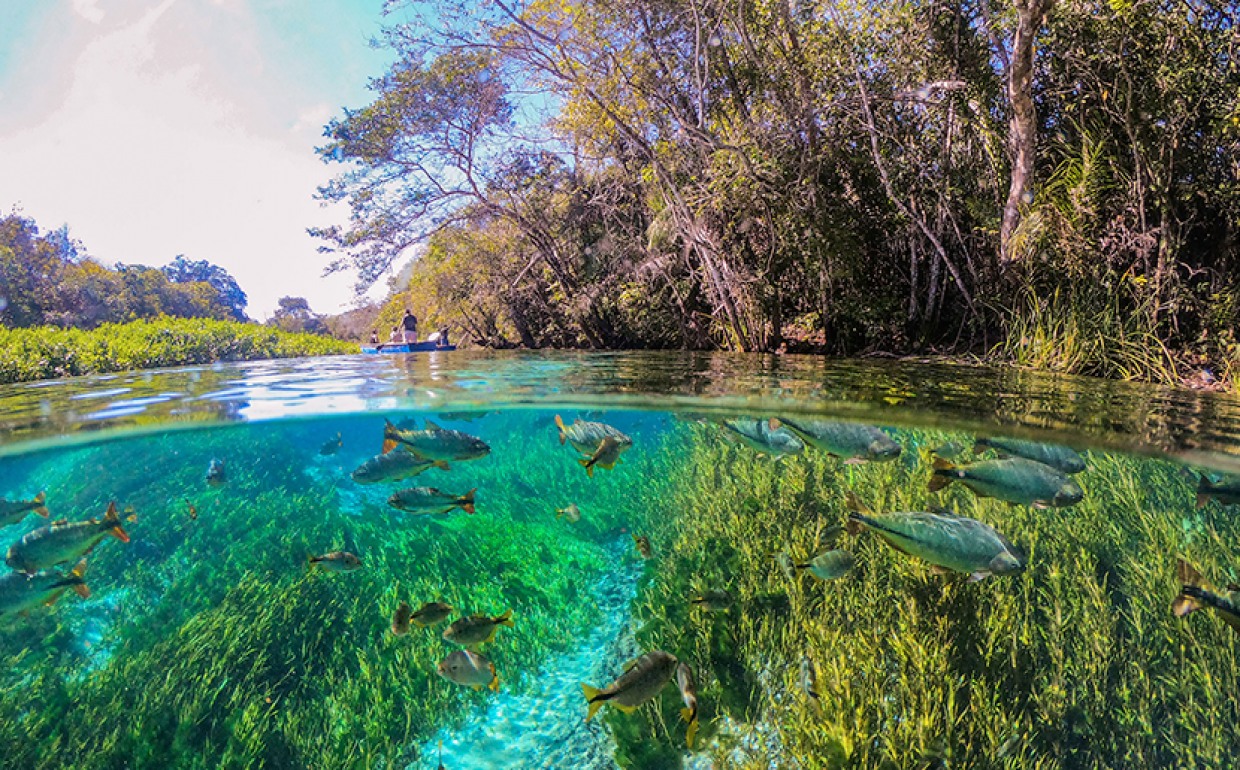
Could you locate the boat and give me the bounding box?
[361,340,456,353]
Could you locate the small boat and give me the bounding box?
[361,340,456,354]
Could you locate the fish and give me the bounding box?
[437,740,446,770]
[554,415,632,456]
[382,419,491,462]
[391,601,413,635]
[443,609,514,647]
[351,450,450,484]
[411,601,454,628]
[579,436,625,478]
[633,534,653,559]
[718,418,804,458]
[797,550,855,581]
[0,491,49,528]
[5,501,132,574]
[0,560,89,620]
[205,458,227,487]
[556,504,582,522]
[581,650,679,720]
[1172,558,1240,634]
[308,551,363,572]
[1196,475,1240,509]
[675,661,699,749]
[318,433,343,456]
[845,493,1025,580]
[973,437,1086,474]
[921,441,965,461]
[185,498,197,521]
[437,649,499,692]
[387,487,477,516]
[774,550,796,581]
[928,456,1083,508]
[437,411,491,422]
[768,418,901,463]
[690,589,734,611]
[799,655,822,713]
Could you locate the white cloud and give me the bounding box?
[71,0,106,24]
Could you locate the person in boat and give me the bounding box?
[369,330,380,344]
[401,309,418,343]
[388,326,402,343]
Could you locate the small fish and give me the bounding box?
[579,436,625,478]
[581,650,679,720]
[718,418,804,458]
[633,534,652,559]
[185,499,197,521]
[5,502,132,574]
[769,418,901,463]
[382,419,491,462]
[797,550,855,581]
[1196,474,1240,509]
[774,550,796,581]
[205,459,227,487]
[437,411,491,422]
[443,609,514,647]
[391,601,413,635]
[319,433,343,456]
[0,559,89,620]
[411,601,454,628]
[929,456,1083,508]
[555,415,632,456]
[1172,558,1240,634]
[690,589,733,611]
[308,551,363,572]
[0,491,49,528]
[845,493,1025,580]
[799,655,821,713]
[437,649,499,692]
[675,662,700,749]
[556,504,582,522]
[921,440,965,461]
[437,740,446,770]
[973,437,1086,474]
[351,450,450,484]
[387,487,477,516]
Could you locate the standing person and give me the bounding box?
[401,309,418,343]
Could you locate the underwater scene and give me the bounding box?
[0,353,1239,769]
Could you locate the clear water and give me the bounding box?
[0,351,1238,769]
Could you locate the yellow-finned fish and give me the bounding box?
[411,601,454,628]
[632,534,652,559]
[0,559,89,620]
[351,450,450,484]
[929,456,1083,508]
[319,433,343,456]
[443,609,514,647]
[391,601,413,635]
[582,650,678,720]
[5,502,131,574]
[675,662,699,749]
[381,419,491,462]
[308,551,363,572]
[556,504,582,522]
[1172,558,1240,634]
[799,655,822,714]
[797,550,855,581]
[0,491,49,529]
[437,649,499,691]
[690,589,733,611]
[845,493,1025,580]
[387,487,476,516]
[579,436,625,478]
[768,418,901,463]
[555,415,632,456]
[774,550,796,581]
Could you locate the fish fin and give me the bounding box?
[471,684,483,691]
[74,583,92,599]
[927,457,956,493]
[1173,558,1208,617]
[843,492,873,516]
[460,488,477,515]
[104,502,130,543]
[1030,501,1046,509]
[556,509,565,520]
[1228,583,1240,593]
[929,565,953,576]
[34,506,49,517]
[845,513,867,537]
[685,715,698,749]
[555,415,568,445]
[52,518,68,525]
[579,458,595,478]
[967,571,991,583]
[33,491,48,517]
[971,441,988,455]
[424,420,442,431]
[622,658,640,672]
[582,684,606,720]
[614,703,639,714]
[71,559,91,597]
[1177,558,1207,588]
[843,457,866,465]
[768,418,781,430]
[496,608,514,627]
[1172,591,1202,617]
[381,438,399,455]
[488,668,499,692]
[1196,475,1214,509]
[434,461,451,472]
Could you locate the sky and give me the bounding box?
[0,0,403,320]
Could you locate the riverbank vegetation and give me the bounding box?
[317,0,1238,383]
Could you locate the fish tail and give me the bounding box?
[843,491,872,515]
[33,491,49,517]
[488,662,500,692]
[767,417,782,430]
[581,684,607,720]
[496,608,514,627]
[460,488,477,515]
[555,415,568,445]
[103,502,131,543]
[845,513,868,537]
[579,458,595,478]
[410,617,427,629]
[71,559,91,598]
[434,461,451,472]
[1196,475,1215,509]
[683,712,699,749]
[1173,558,1209,617]
[555,508,565,520]
[927,456,957,493]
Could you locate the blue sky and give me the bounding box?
[0,0,402,318]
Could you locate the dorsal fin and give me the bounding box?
[424,420,442,431]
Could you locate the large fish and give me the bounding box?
[973,437,1086,474]
[579,436,625,478]
[437,649,500,692]
[797,550,855,581]
[351,450,450,484]
[387,487,477,516]
[382,419,491,462]
[928,456,1083,508]
[675,662,699,749]
[718,418,804,458]
[582,650,679,720]
[0,491,49,528]
[443,609,513,647]
[5,502,131,574]
[0,560,89,620]
[845,493,1025,580]
[768,418,901,463]
[1172,558,1240,634]
[554,415,632,456]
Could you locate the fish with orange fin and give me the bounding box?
[5,502,132,574]
[391,601,413,635]
[1172,558,1240,634]
[0,559,90,620]
[632,534,653,559]
[555,415,632,455]
[381,419,490,462]
[582,650,678,720]
[1195,474,1240,509]
[387,487,476,516]
[437,649,499,691]
[308,551,363,572]
[185,499,197,521]
[443,609,513,647]
[351,450,450,484]
[0,491,49,528]
[319,432,343,456]
[579,436,625,478]
[676,661,700,749]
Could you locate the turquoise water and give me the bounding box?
[1,352,1239,769]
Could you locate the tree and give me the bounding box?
[269,296,327,335]
[161,255,249,321]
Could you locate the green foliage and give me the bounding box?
[0,317,353,384]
